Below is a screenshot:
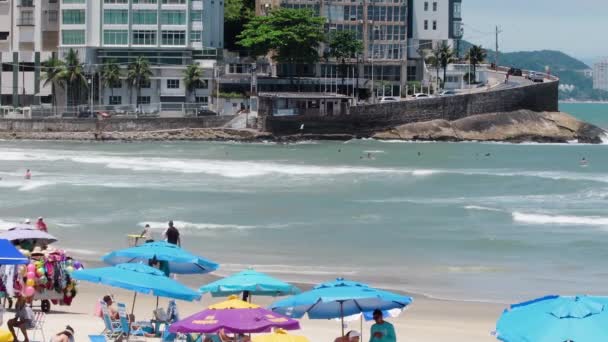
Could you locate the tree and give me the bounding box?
[224,0,254,50]
[183,64,203,102]
[426,46,442,89]
[61,49,88,108]
[100,59,121,103]
[42,56,65,115]
[464,44,487,83]
[238,8,325,83]
[438,42,456,88]
[327,30,363,94]
[127,57,153,108]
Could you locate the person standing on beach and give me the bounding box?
[369,309,396,342]
[36,217,48,232]
[164,220,181,246]
[24,169,31,180]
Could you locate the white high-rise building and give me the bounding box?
[0,0,58,106]
[58,0,223,108]
[593,58,608,92]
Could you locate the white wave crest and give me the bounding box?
[138,221,282,231]
[464,205,503,212]
[217,263,358,277]
[512,212,608,226]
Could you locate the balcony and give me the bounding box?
[18,0,34,7]
[17,17,35,26]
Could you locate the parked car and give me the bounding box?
[438,90,457,96]
[197,106,216,116]
[413,93,431,99]
[379,96,399,103]
[508,68,523,76]
[527,71,544,83]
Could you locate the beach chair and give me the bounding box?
[117,302,146,341]
[15,310,45,342]
[100,302,123,340]
[89,335,108,342]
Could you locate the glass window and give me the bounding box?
[161,0,185,4]
[433,20,437,30]
[432,1,437,11]
[47,10,58,22]
[62,30,85,45]
[109,96,121,105]
[195,80,208,89]
[104,0,128,3]
[104,10,128,24]
[133,10,157,24]
[160,10,186,25]
[62,10,85,25]
[195,96,208,105]
[424,20,428,30]
[133,0,157,3]
[190,11,202,21]
[167,79,180,89]
[423,1,428,11]
[62,0,85,3]
[103,30,128,45]
[453,2,461,18]
[140,79,151,88]
[161,30,185,45]
[132,30,157,45]
[137,96,151,105]
[189,30,202,43]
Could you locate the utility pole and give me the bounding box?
[494,25,502,69]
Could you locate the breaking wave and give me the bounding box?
[512,212,608,226]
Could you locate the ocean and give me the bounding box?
[1,102,607,304]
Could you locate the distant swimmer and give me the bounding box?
[580,157,588,167]
[24,169,31,180]
[338,149,342,153]
[485,153,491,157]
[417,152,422,157]
[366,152,376,160]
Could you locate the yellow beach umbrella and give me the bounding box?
[252,329,309,342]
[0,328,14,342]
[207,295,260,309]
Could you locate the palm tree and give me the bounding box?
[127,57,153,109]
[426,46,442,90]
[100,59,121,104]
[438,42,456,88]
[42,56,65,115]
[61,49,88,108]
[183,64,203,102]
[464,45,487,83]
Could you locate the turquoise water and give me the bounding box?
[1,103,608,303]
[561,102,608,128]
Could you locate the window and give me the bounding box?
[62,10,85,25]
[140,79,151,88]
[103,0,128,3]
[453,2,461,18]
[62,30,85,45]
[137,96,151,105]
[104,30,128,45]
[432,1,437,11]
[132,30,156,45]
[195,96,208,105]
[133,10,157,25]
[47,10,58,22]
[161,30,185,45]
[0,32,9,41]
[189,30,202,43]
[167,79,180,89]
[62,0,85,3]
[424,20,428,30]
[432,20,437,30]
[407,65,417,81]
[423,1,428,11]
[161,0,185,3]
[104,10,128,24]
[160,10,186,25]
[109,96,121,105]
[110,79,122,88]
[190,11,202,22]
[19,11,34,25]
[228,64,249,74]
[195,79,208,89]
[133,0,157,3]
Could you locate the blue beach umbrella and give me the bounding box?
[199,269,301,298]
[495,295,608,342]
[102,241,219,274]
[0,239,28,265]
[270,278,412,336]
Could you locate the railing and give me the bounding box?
[16,17,35,26]
[27,102,215,118]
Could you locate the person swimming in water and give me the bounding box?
[580,157,588,167]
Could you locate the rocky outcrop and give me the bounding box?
[373,110,606,144]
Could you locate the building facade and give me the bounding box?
[593,58,608,92]
[58,0,223,108]
[0,0,58,106]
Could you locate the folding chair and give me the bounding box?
[17,311,45,342]
[100,302,122,340]
[117,302,146,341]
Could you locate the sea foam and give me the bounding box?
[512,212,608,226]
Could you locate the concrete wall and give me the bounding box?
[263,80,559,136]
[0,116,234,132]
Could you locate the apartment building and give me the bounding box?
[0,0,58,106]
[58,0,223,108]
[593,58,608,92]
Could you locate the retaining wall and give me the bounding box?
[0,116,235,132]
[264,80,559,136]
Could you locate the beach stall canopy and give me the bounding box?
[199,269,300,297]
[72,263,201,302]
[0,239,28,265]
[102,241,219,275]
[169,295,300,334]
[252,329,309,342]
[495,295,608,342]
[0,227,57,245]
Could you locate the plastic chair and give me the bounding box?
[117,302,146,341]
[89,335,108,342]
[100,302,122,340]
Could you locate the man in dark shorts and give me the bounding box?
[164,220,181,246]
[8,296,34,342]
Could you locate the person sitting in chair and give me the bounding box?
[7,296,34,342]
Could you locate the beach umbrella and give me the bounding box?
[72,263,200,314]
[199,269,300,299]
[0,239,28,265]
[270,278,412,337]
[0,227,57,245]
[102,241,219,274]
[169,295,300,334]
[252,329,309,342]
[495,295,608,342]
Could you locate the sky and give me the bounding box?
[463,0,607,63]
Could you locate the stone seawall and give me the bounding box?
[0,116,235,132]
[264,80,559,136]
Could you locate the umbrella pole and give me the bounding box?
[340,301,345,337]
[131,292,137,316]
[360,313,363,341]
[156,296,159,310]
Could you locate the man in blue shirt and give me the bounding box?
[369,309,396,342]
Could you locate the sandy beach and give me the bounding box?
[3,280,505,342]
